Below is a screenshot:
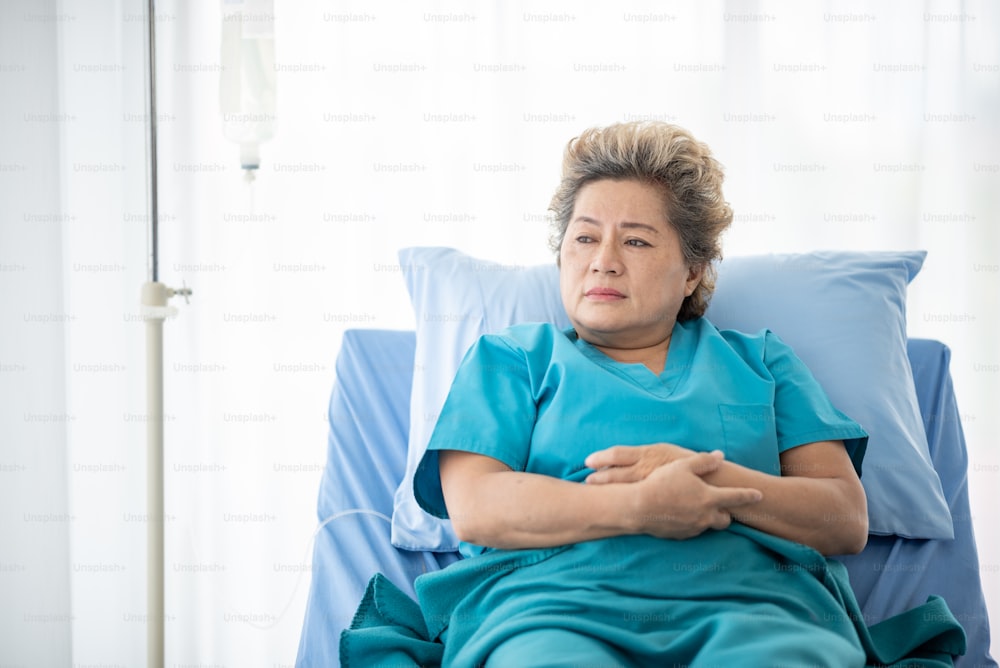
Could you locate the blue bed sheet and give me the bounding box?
[296,330,995,667]
[295,331,459,667]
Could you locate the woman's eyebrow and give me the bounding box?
[619,221,662,235]
[573,216,663,236]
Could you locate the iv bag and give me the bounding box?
[220,0,276,181]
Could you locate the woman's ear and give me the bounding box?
[685,264,704,297]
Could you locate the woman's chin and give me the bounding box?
[572,317,674,348]
[573,321,629,344]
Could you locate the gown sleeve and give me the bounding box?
[413,333,537,520]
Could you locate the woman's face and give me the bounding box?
[559,178,702,351]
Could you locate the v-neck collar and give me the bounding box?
[568,321,695,398]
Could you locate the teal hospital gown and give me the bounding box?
[340,320,966,667]
[415,318,868,558]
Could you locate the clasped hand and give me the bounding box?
[584,444,763,540]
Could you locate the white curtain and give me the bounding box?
[1,0,996,665]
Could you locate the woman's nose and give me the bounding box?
[590,240,624,274]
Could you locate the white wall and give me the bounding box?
[0,1,73,664]
[0,1,996,665]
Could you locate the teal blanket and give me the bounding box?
[341,525,965,667]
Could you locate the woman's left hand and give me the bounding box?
[584,443,698,484]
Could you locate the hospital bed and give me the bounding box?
[298,330,996,668]
[296,328,994,666]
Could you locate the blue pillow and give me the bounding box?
[705,251,951,540]
[391,247,570,551]
[391,247,953,551]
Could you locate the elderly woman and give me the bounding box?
[340,123,958,667]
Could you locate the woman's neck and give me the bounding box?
[591,334,672,375]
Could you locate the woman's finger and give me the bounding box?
[585,465,643,485]
[709,509,733,531]
[584,445,639,470]
[714,486,763,509]
[680,450,725,476]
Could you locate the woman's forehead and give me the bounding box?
[570,179,672,229]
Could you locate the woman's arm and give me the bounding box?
[585,440,868,556]
[719,441,868,555]
[438,449,763,549]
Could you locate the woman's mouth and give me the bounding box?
[585,287,626,300]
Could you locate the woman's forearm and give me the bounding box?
[702,460,868,555]
[445,468,641,549]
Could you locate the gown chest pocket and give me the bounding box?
[718,403,780,475]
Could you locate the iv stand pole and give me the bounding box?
[141,1,190,665]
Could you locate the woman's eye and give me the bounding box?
[575,235,595,243]
[625,239,649,247]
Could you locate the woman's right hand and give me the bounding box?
[629,451,763,539]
